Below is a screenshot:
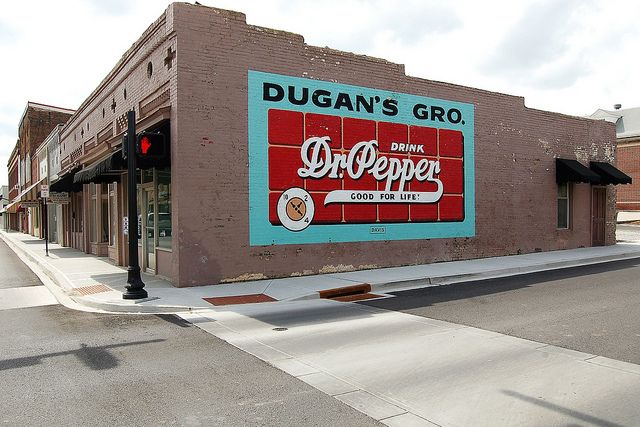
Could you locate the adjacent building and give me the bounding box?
[0,185,8,230]
[589,106,639,210]
[4,4,631,287]
[3,103,74,236]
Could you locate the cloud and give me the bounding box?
[261,0,461,55]
[371,2,462,45]
[85,0,133,16]
[481,0,593,89]
[0,22,19,43]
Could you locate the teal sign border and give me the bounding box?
[248,70,475,246]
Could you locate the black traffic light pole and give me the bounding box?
[123,109,147,300]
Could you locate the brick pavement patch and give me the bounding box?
[203,294,276,306]
[74,284,114,296]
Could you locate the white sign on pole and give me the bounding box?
[41,185,49,198]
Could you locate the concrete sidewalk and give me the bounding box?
[2,229,640,314]
[618,210,640,223]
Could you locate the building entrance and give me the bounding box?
[142,187,156,272]
[592,187,606,246]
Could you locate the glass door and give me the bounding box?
[143,188,156,272]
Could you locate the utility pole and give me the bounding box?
[123,109,147,300]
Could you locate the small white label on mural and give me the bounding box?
[370,226,386,234]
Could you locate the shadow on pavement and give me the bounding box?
[21,240,46,245]
[155,314,192,328]
[362,258,640,311]
[502,390,624,427]
[0,339,165,371]
[46,248,95,259]
[217,299,378,329]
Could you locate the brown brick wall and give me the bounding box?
[8,165,18,199]
[48,3,619,287]
[20,108,73,160]
[60,12,177,168]
[16,106,73,189]
[57,8,179,279]
[170,4,617,286]
[616,142,640,210]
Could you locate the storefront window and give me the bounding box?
[109,183,117,246]
[100,183,109,243]
[142,169,153,184]
[157,168,172,250]
[557,183,569,229]
[101,198,109,243]
[72,192,83,233]
[90,184,97,242]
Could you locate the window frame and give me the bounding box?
[557,182,570,230]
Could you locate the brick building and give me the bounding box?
[589,107,638,210]
[18,3,629,287]
[4,103,74,235]
[6,145,19,230]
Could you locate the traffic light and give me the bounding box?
[136,132,166,159]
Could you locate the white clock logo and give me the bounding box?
[277,187,315,231]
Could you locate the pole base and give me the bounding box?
[123,266,148,300]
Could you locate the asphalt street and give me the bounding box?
[364,257,640,365]
[0,236,41,289]
[0,239,379,427]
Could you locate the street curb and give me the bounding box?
[75,295,195,314]
[370,250,640,294]
[0,231,94,312]
[0,231,193,314]
[0,231,75,292]
[4,229,640,314]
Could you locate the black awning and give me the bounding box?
[73,150,126,185]
[50,167,82,192]
[590,161,632,185]
[556,158,601,184]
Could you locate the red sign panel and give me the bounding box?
[267,109,464,225]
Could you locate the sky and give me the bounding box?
[1,0,639,187]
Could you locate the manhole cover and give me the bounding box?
[272,327,288,332]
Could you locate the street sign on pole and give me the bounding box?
[41,185,49,198]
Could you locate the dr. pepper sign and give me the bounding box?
[248,70,475,245]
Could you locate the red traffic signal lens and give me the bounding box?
[136,131,166,159]
[140,136,152,154]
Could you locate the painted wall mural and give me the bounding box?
[248,70,475,245]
